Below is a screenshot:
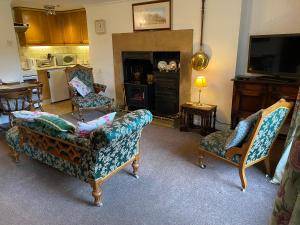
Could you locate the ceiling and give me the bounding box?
[11,0,122,11]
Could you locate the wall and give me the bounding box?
[85,0,242,126]
[236,0,300,75]
[0,0,22,83]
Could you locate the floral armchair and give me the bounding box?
[65,64,114,121]
[199,99,293,191]
[6,109,153,206]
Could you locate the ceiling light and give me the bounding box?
[44,5,59,15]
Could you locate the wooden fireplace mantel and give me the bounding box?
[112,29,193,107]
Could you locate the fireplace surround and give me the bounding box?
[112,29,193,116]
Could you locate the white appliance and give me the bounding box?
[56,54,77,66]
[48,69,70,103]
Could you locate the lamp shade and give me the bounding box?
[194,76,207,88]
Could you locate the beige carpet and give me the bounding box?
[0,121,277,225]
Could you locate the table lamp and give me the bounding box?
[194,76,207,105]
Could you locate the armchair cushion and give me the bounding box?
[200,130,240,164]
[73,93,113,108]
[225,110,262,149]
[69,76,91,97]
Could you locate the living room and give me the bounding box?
[0,0,299,225]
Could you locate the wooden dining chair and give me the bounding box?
[26,80,44,111]
[0,89,32,127]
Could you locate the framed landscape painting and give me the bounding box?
[132,0,171,31]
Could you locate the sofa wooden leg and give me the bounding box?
[239,167,247,191]
[132,154,140,179]
[264,157,271,177]
[198,152,206,169]
[89,180,103,207]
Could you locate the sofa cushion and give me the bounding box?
[76,112,116,138]
[225,110,262,149]
[12,110,58,122]
[200,130,240,164]
[69,76,91,97]
[35,115,76,133]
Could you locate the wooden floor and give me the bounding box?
[43,100,73,115]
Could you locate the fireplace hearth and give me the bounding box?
[122,51,180,116]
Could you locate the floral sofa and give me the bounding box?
[6,109,153,206]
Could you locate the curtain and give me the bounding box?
[272,89,300,184]
[269,91,300,225]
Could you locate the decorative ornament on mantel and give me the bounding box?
[191,0,209,71]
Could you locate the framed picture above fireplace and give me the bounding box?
[132,0,171,31]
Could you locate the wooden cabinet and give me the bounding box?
[14,8,50,46]
[46,13,64,45]
[14,8,89,46]
[231,77,299,130]
[61,11,86,44]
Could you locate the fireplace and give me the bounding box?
[122,51,180,116]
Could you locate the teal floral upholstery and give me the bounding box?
[65,65,113,121]
[6,109,153,183]
[200,130,240,163]
[73,92,113,108]
[270,129,300,225]
[246,108,289,164]
[69,69,95,93]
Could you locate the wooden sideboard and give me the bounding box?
[231,77,299,129]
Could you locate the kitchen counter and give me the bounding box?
[34,64,91,71]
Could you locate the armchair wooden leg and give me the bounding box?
[132,154,140,179]
[264,157,271,177]
[198,151,206,169]
[239,167,247,191]
[89,180,103,207]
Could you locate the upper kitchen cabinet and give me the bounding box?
[14,8,50,46]
[46,13,64,45]
[13,8,89,46]
[61,10,87,45]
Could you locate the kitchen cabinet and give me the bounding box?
[37,70,51,100]
[14,8,89,46]
[61,11,85,44]
[46,13,64,45]
[14,8,50,46]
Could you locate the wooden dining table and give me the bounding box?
[0,82,39,92]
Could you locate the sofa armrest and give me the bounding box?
[90,109,153,147]
[93,83,106,94]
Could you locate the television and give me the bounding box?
[247,34,300,78]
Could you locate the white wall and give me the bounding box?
[0,0,22,83]
[236,0,300,75]
[85,0,242,126]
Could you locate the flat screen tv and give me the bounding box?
[247,34,300,77]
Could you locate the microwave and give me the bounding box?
[56,54,77,66]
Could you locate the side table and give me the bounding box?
[180,103,217,136]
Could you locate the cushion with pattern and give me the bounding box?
[225,110,262,149]
[69,76,91,97]
[35,115,76,133]
[76,112,116,138]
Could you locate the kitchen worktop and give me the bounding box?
[23,64,91,71]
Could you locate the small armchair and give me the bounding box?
[198,99,293,191]
[65,65,114,121]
